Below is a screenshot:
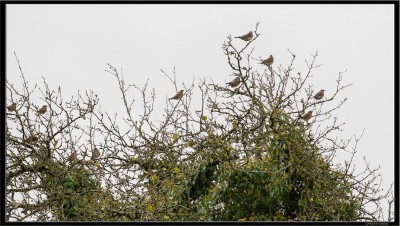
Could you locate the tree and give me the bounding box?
[5,24,393,221]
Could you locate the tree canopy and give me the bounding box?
[5,24,394,222]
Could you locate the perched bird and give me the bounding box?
[7,103,17,112]
[234,31,253,42]
[25,134,38,143]
[227,76,241,88]
[91,147,100,160]
[313,89,325,100]
[301,111,313,121]
[169,90,184,100]
[37,105,47,114]
[67,149,77,162]
[260,55,274,67]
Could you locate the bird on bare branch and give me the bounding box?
[37,105,47,114]
[7,103,17,112]
[91,147,100,160]
[169,90,184,100]
[313,89,325,100]
[227,76,241,88]
[234,31,253,42]
[300,111,313,121]
[25,134,38,143]
[260,55,274,67]
[67,149,77,162]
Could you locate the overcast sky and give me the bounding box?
[6,4,395,219]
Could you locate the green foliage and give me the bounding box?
[193,111,361,221]
[38,162,132,221]
[131,109,361,221]
[189,160,220,200]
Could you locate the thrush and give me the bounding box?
[67,149,77,162]
[37,105,47,114]
[234,31,253,42]
[169,90,184,100]
[313,89,325,100]
[260,55,274,67]
[227,76,241,88]
[301,111,313,121]
[25,134,38,143]
[7,103,17,112]
[91,147,100,160]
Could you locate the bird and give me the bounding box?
[227,76,241,88]
[67,149,77,162]
[37,105,47,114]
[169,90,184,100]
[260,55,274,67]
[91,147,100,160]
[313,89,325,100]
[7,103,17,112]
[301,111,313,121]
[25,134,38,143]
[234,31,253,42]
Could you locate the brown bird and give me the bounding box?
[67,149,77,162]
[7,103,17,112]
[25,134,38,143]
[227,76,241,88]
[260,55,274,67]
[301,111,313,121]
[169,90,184,100]
[234,31,253,42]
[313,89,325,100]
[37,105,47,114]
[91,147,100,160]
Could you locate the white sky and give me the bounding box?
[6,4,395,218]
